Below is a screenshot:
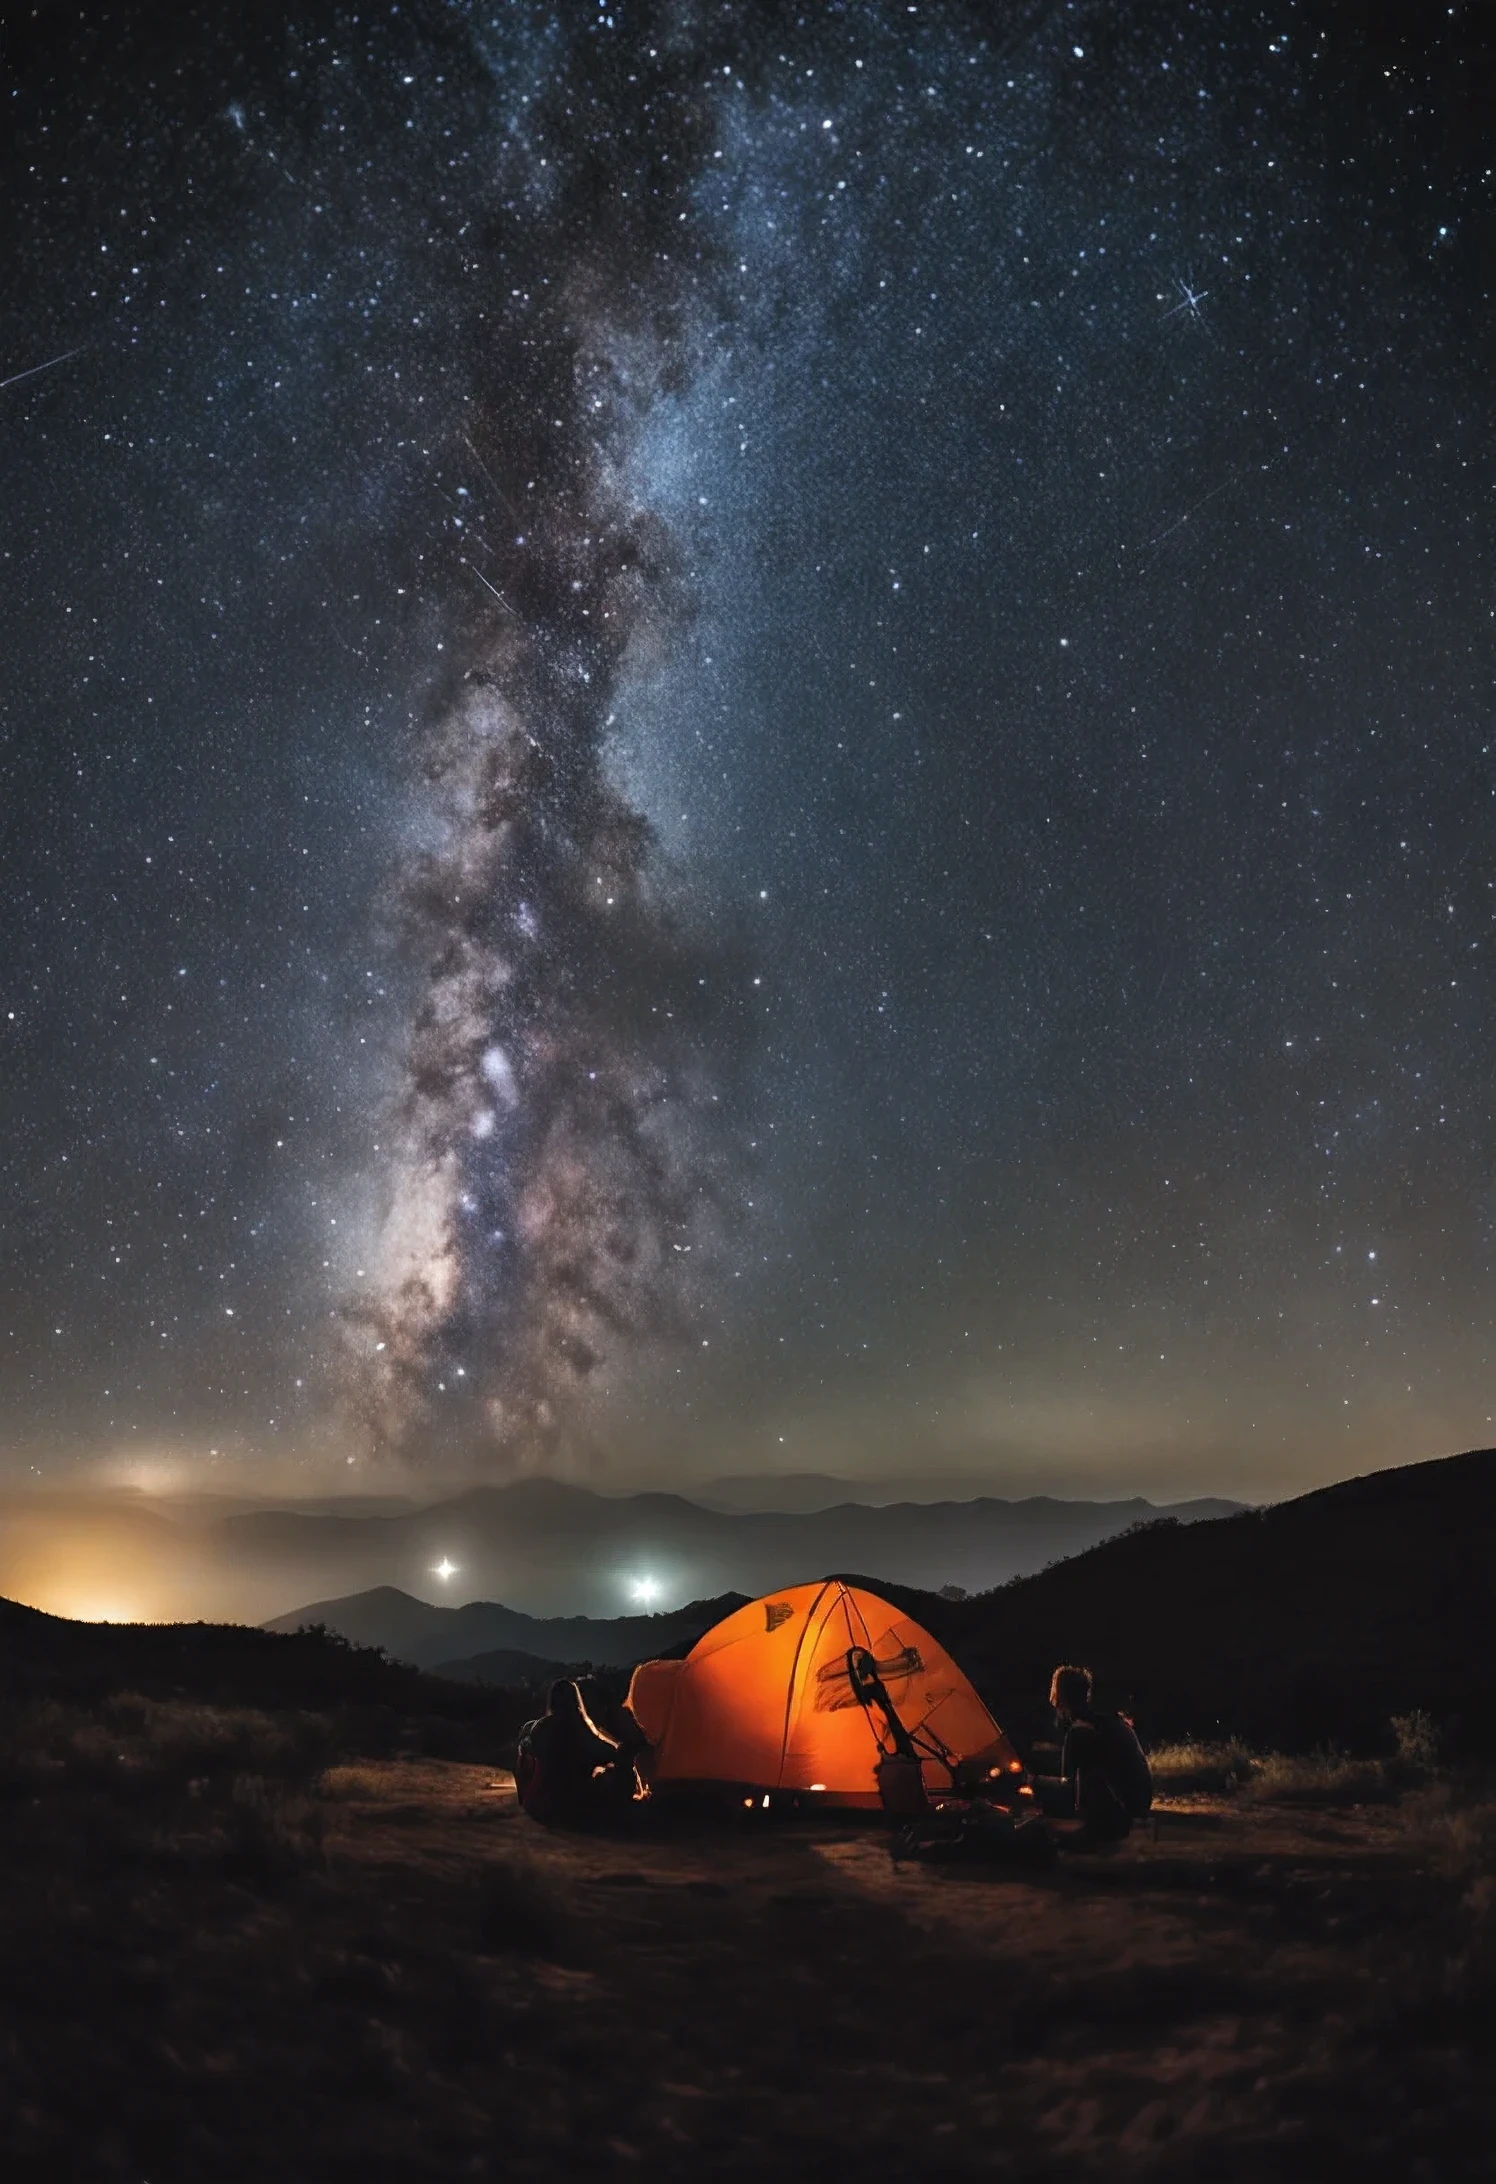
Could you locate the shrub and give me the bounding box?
[1389,1709,1441,1781]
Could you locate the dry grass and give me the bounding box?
[1246,1748,1392,1804]
[2,1688,1494,2180]
[1148,1716,1445,1807]
[318,1763,390,1801]
[0,1692,338,1803]
[1146,1736,1259,1795]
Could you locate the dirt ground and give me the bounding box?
[3,1754,1492,2181]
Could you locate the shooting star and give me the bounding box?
[0,347,84,394]
[1123,456,1278,575]
[463,559,517,615]
[461,432,522,527]
[1134,473,1239,557]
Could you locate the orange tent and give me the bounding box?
[627,1578,1020,1809]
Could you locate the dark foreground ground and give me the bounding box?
[1,1699,1493,2181]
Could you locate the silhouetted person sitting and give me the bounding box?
[516,1679,637,1829]
[611,1699,652,1782]
[1030,1664,1152,1846]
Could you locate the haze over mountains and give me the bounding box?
[233,1479,1240,1621]
[690,1474,1114,1514]
[0,1473,1240,1626]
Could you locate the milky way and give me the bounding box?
[353,379,733,1463]
[349,14,757,1462]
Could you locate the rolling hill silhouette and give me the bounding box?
[262,1587,750,1672]
[0,1590,526,1737]
[935,1445,1496,1754]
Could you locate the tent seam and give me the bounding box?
[778,1577,833,1789]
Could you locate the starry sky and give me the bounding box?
[3,0,1494,1503]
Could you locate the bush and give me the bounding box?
[1389,1709,1441,1781]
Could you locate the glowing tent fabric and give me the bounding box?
[627,1579,1018,1809]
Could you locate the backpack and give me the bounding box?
[893,1804,1056,1868]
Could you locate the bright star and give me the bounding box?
[1160,275,1210,323]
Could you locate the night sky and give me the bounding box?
[4,1,1494,1502]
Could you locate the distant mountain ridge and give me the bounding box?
[692,1473,1234,1515]
[238,1478,1242,1621]
[263,1586,750,1672]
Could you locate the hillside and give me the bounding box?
[0,1591,530,1748]
[430,1647,571,1687]
[942,1445,1496,1754]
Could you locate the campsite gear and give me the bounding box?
[874,1753,929,1817]
[892,1804,1057,1869]
[627,1579,1022,1811]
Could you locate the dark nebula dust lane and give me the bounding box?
[343,24,759,1464]
[1,4,1494,1497]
